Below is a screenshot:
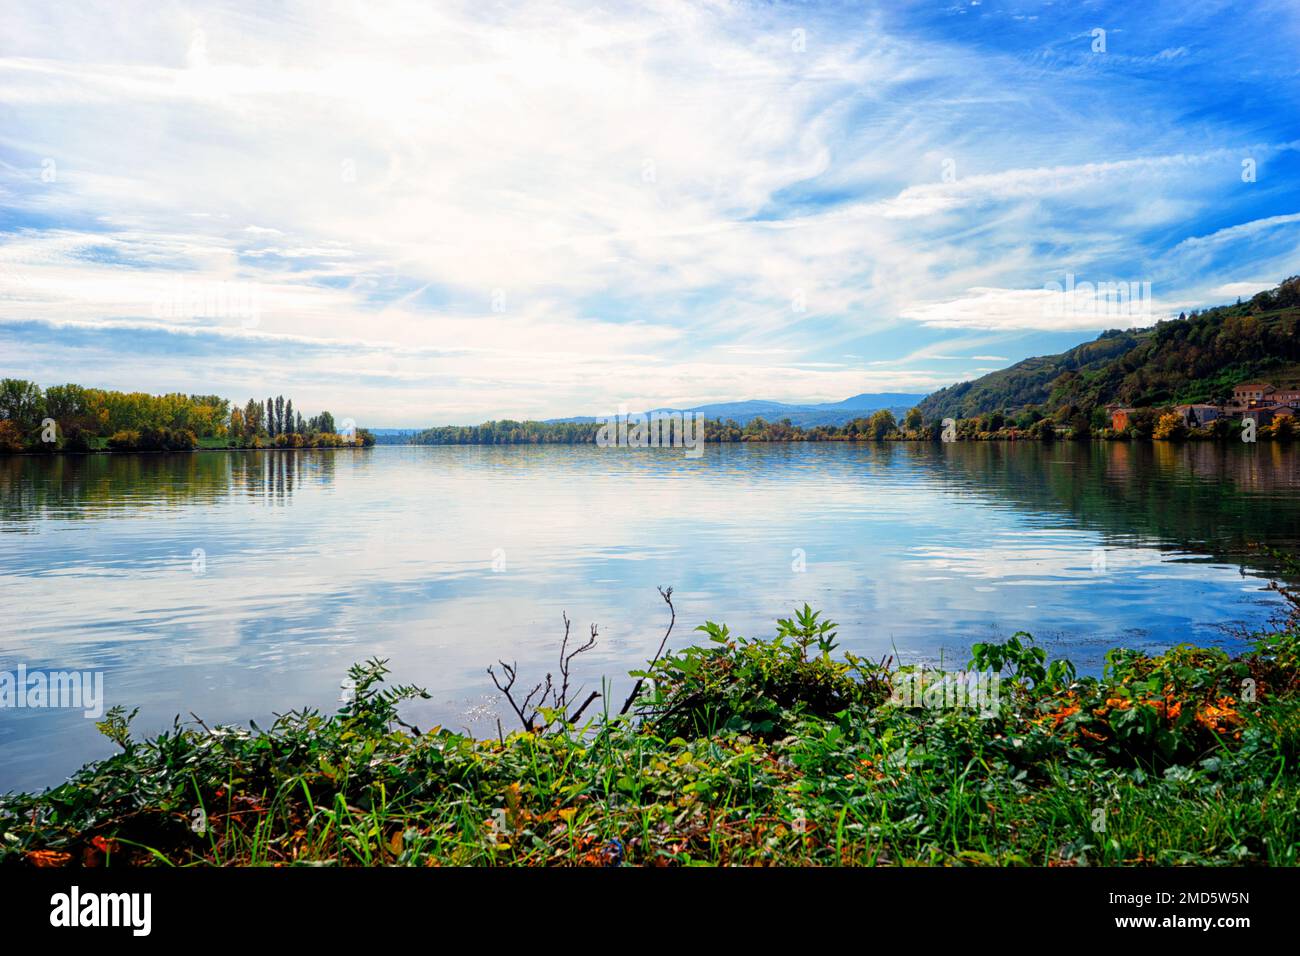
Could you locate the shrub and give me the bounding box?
[1128,407,1158,438]
[107,427,196,451]
[0,419,27,452]
[61,425,94,453]
[641,606,890,738]
[1027,419,1056,441]
[1209,417,1237,439]
[1153,412,1187,440]
[1026,643,1254,765]
[107,429,141,450]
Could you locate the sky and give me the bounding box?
[1,0,1298,426]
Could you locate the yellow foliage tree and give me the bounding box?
[1153,412,1187,440]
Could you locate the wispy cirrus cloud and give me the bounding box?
[0,0,1297,423]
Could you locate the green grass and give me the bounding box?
[4,613,1299,868]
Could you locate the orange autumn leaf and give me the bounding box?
[1037,703,1080,730]
[27,849,72,868]
[90,835,118,854]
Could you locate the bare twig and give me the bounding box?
[556,615,598,716]
[568,690,601,724]
[489,611,601,732]
[488,660,537,732]
[620,586,675,716]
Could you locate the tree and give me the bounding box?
[244,399,260,438]
[0,419,26,452]
[284,399,295,434]
[44,383,88,423]
[42,383,96,444]
[1015,408,1043,429]
[904,407,923,430]
[308,411,336,435]
[1153,412,1187,441]
[867,409,896,440]
[1128,407,1158,439]
[1068,411,1091,439]
[0,378,45,433]
[1209,417,1235,440]
[1028,418,1055,441]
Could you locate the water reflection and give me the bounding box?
[5,443,1296,561]
[1,441,1297,792]
[0,449,342,526]
[922,441,1300,569]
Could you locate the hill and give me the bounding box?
[916,277,1300,425]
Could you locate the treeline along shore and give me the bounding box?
[408,407,1298,446]
[0,380,374,454]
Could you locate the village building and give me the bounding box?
[1232,382,1277,407]
[1241,404,1296,427]
[1174,404,1221,427]
[1109,380,1299,432]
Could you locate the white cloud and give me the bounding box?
[0,0,1295,421]
[902,284,1159,332]
[1212,281,1279,300]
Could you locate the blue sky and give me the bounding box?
[1,0,1297,425]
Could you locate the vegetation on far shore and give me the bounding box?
[5,574,1300,868]
[0,382,374,454]
[408,405,1297,446]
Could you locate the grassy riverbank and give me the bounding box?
[4,602,1299,867]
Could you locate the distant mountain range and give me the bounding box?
[546,392,926,428]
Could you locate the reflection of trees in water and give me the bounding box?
[229,449,335,504]
[904,441,1300,573]
[3,444,1297,578]
[0,450,338,525]
[232,450,297,504]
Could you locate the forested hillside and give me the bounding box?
[917,277,1300,424]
